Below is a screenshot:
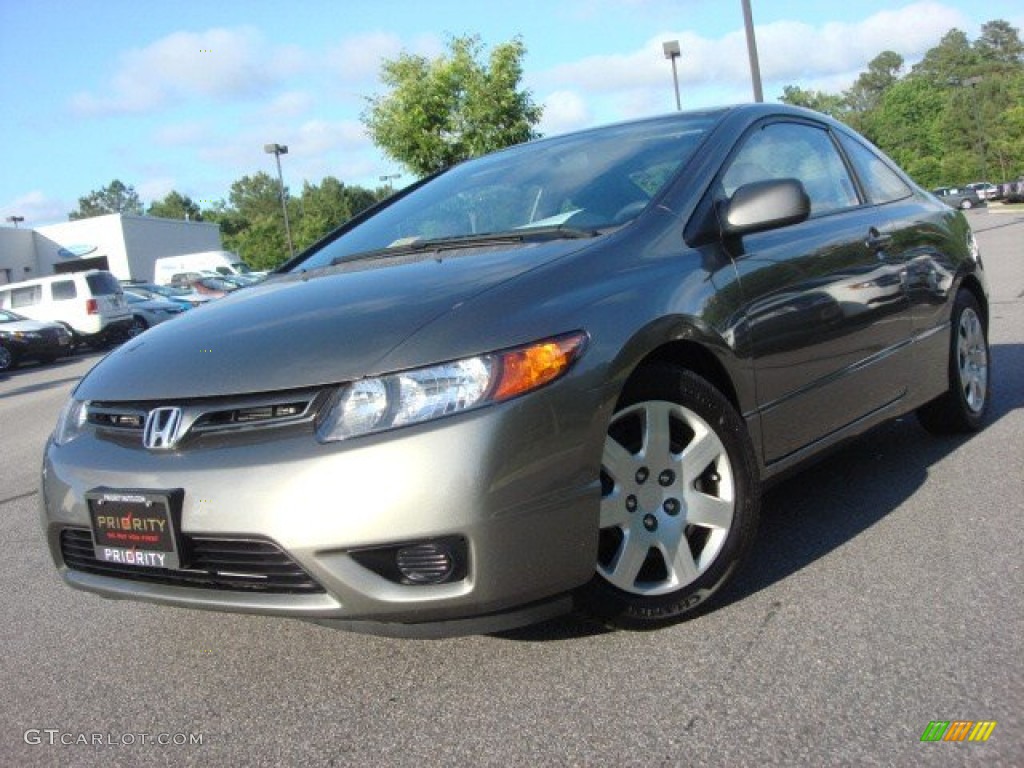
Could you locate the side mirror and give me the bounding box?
[720,178,811,237]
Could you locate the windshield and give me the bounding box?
[294,112,720,270]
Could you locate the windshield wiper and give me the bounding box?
[329,226,600,266]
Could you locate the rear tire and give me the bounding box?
[0,345,15,372]
[917,289,990,434]
[129,316,148,337]
[577,364,760,628]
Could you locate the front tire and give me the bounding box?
[917,289,990,434]
[578,364,760,628]
[0,345,15,372]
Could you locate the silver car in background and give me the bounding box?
[41,105,990,636]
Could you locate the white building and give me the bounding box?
[0,213,222,285]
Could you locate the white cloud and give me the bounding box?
[535,1,970,117]
[153,121,212,147]
[325,31,444,86]
[540,90,592,135]
[293,120,369,157]
[71,27,303,115]
[136,177,178,203]
[326,32,405,84]
[1,191,70,227]
[260,91,316,119]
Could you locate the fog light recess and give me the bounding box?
[350,536,468,586]
[396,542,455,584]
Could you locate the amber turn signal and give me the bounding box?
[492,332,588,402]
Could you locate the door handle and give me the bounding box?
[865,228,892,257]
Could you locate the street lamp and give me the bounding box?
[741,0,764,102]
[662,40,682,111]
[5,215,24,228]
[263,143,295,259]
[961,76,988,180]
[379,174,401,194]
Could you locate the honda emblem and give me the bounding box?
[143,407,183,450]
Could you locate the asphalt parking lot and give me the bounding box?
[1,209,1021,767]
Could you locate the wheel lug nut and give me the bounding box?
[635,467,649,484]
[658,469,675,486]
[625,495,638,513]
[663,498,680,516]
[643,514,658,531]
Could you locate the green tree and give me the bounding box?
[213,173,293,268]
[779,85,847,119]
[363,35,543,176]
[911,29,981,84]
[69,179,143,220]
[294,177,351,250]
[227,172,285,220]
[863,77,947,185]
[975,19,1024,67]
[845,51,904,113]
[147,190,202,221]
[779,19,1024,187]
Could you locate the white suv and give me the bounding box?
[0,270,132,346]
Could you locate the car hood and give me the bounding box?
[75,240,589,401]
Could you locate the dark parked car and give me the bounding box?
[999,179,1024,203]
[931,186,986,210]
[0,309,73,371]
[42,105,989,636]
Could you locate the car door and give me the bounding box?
[717,119,913,464]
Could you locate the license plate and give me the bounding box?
[87,490,182,569]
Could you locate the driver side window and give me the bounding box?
[722,122,860,216]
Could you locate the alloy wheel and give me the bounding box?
[598,400,735,596]
[957,306,987,413]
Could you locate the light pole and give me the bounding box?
[962,76,988,180]
[5,215,24,228]
[263,143,295,259]
[741,0,764,103]
[662,40,682,111]
[379,174,401,194]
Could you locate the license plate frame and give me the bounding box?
[87,489,184,570]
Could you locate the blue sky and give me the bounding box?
[2,0,1021,226]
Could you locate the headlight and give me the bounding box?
[54,398,88,446]
[317,332,587,442]
[9,331,41,339]
[967,230,981,263]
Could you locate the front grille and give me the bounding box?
[60,528,324,594]
[87,387,328,446]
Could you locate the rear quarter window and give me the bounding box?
[51,280,77,300]
[837,133,913,204]
[85,272,121,296]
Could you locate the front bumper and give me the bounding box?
[3,334,71,361]
[41,389,604,634]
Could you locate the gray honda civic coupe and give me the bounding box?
[41,104,990,636]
